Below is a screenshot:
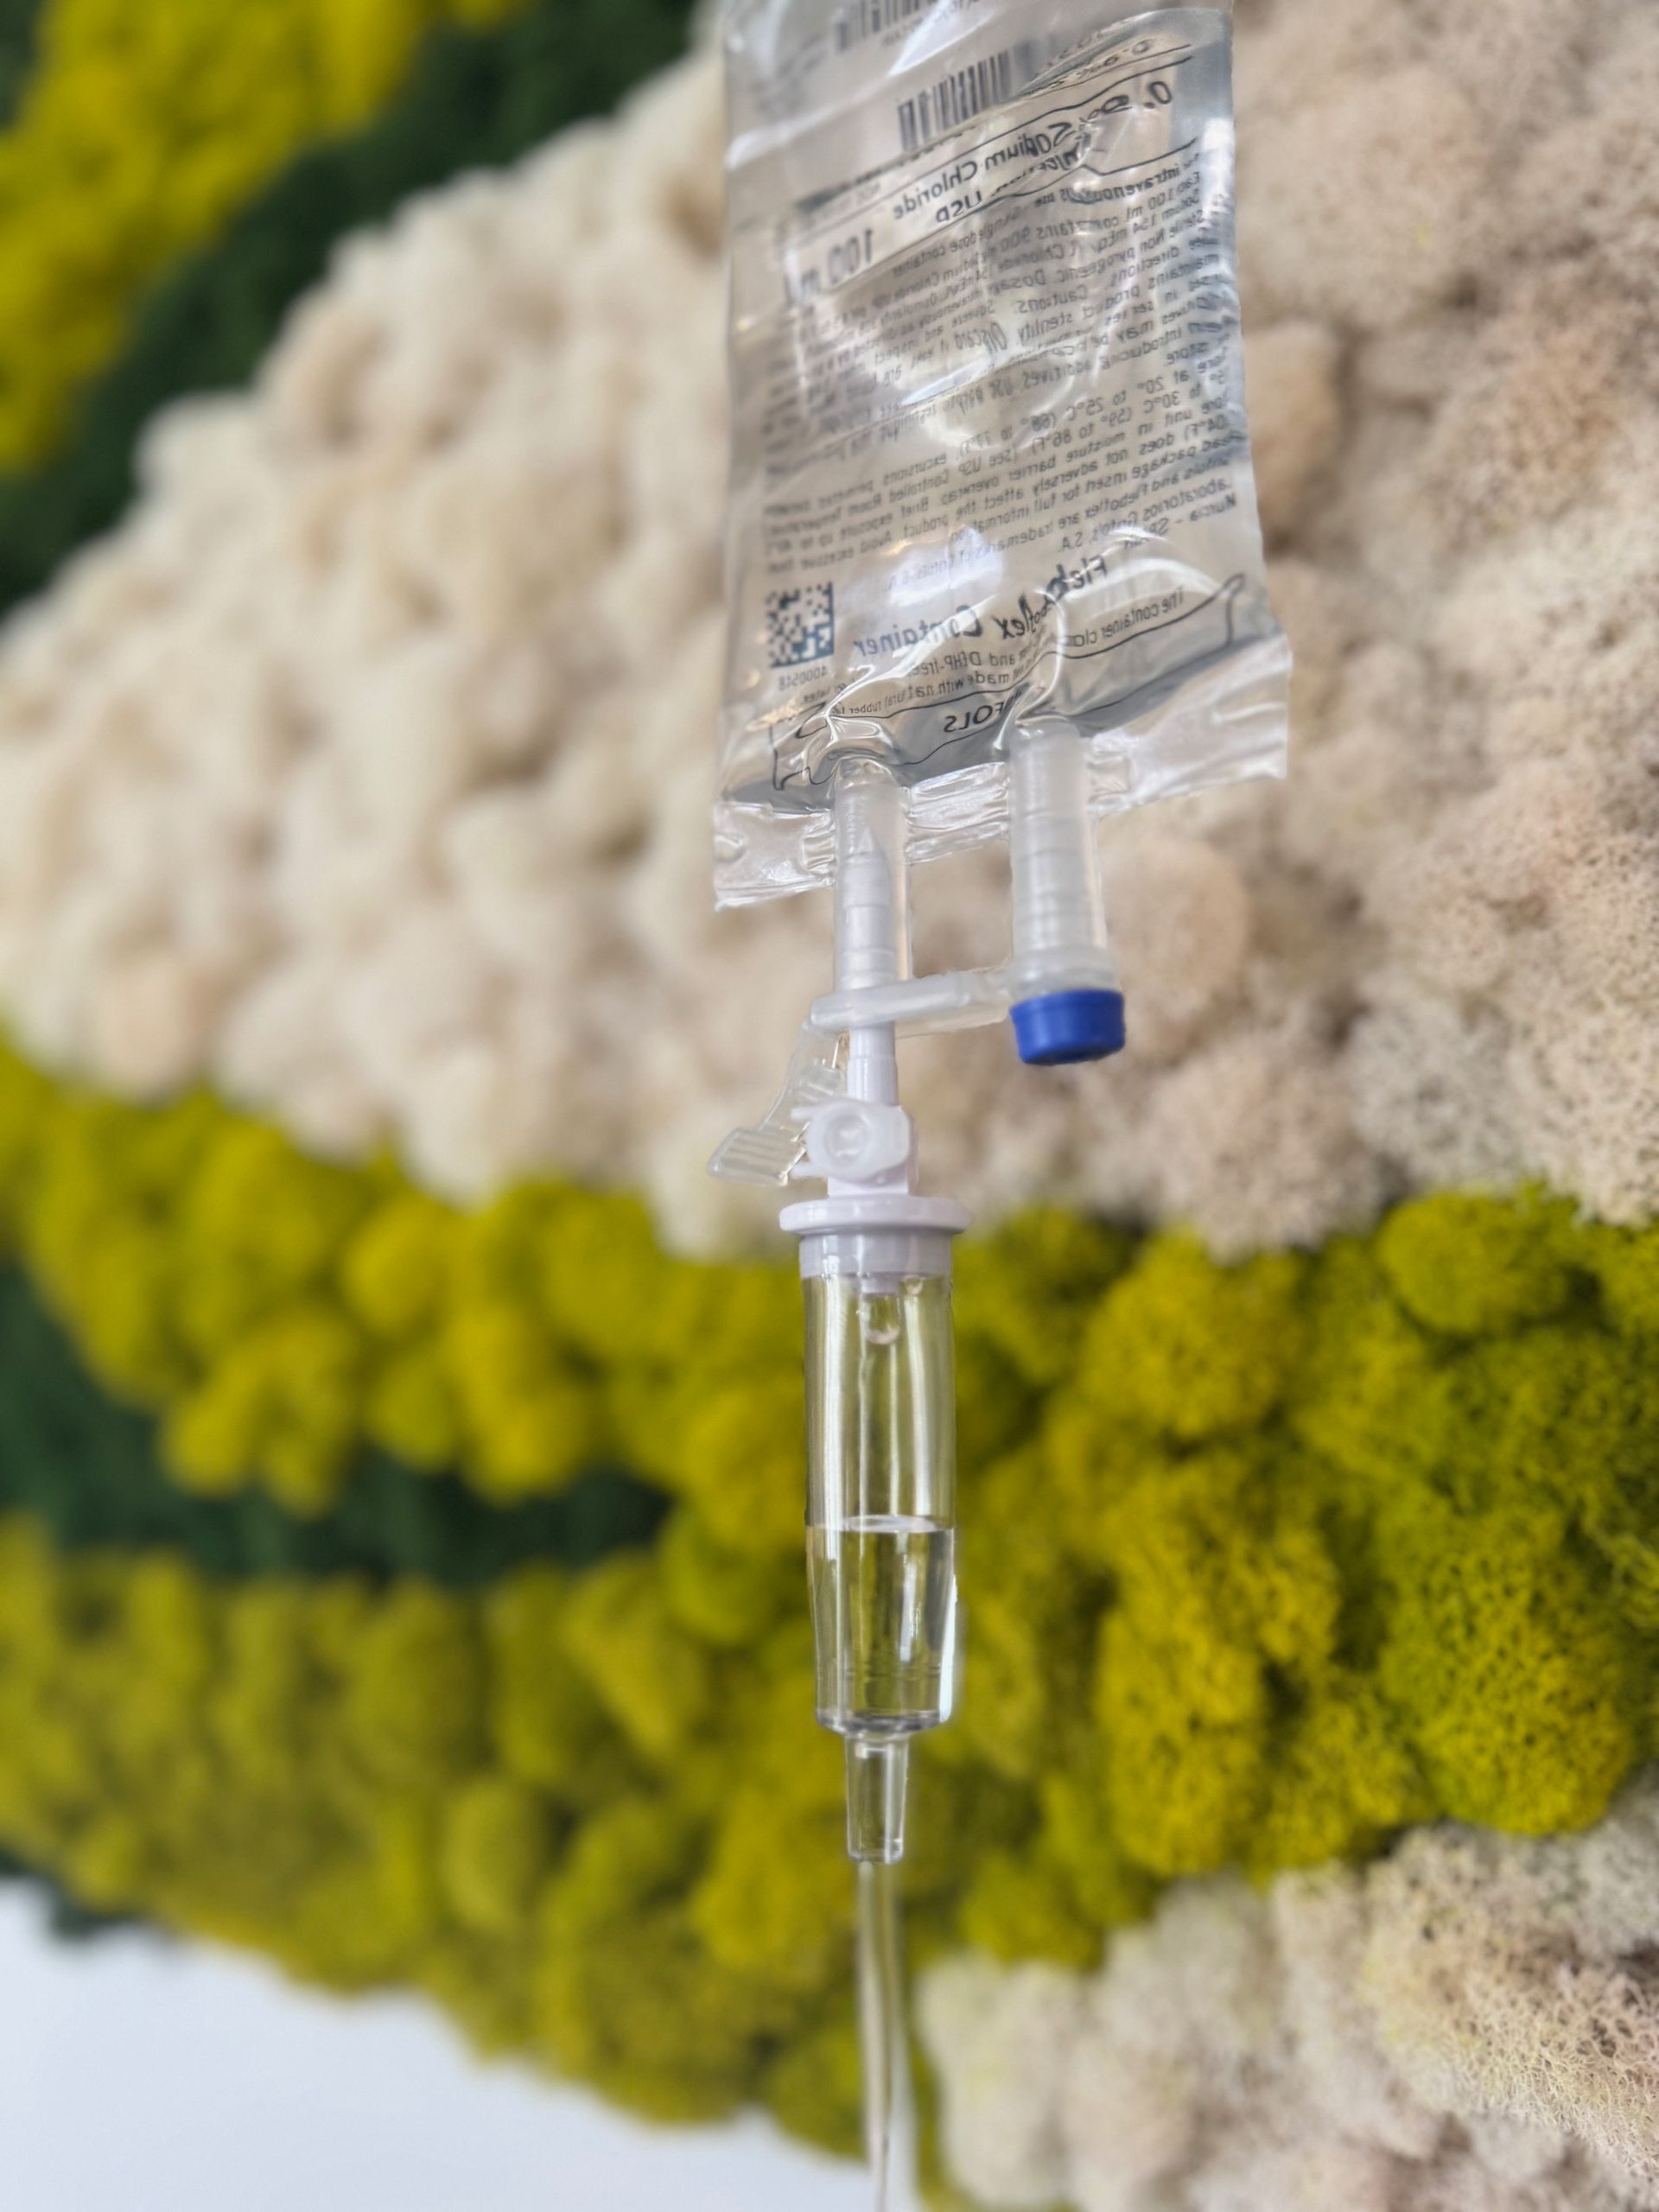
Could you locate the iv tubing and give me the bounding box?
[833,758,908,1115]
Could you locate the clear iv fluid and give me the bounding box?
[810,1516,956,1738]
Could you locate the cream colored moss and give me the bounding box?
[923,1770,1659,2211]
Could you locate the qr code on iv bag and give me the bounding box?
[765,582,836,669]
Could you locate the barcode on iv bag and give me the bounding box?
[834,0,929,51]
[896,41,1046,154]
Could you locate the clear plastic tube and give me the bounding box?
[857,1858,915,2212]
[1009,720,1111,994]
[804,1252,957,1862]
[834,758,908,1113]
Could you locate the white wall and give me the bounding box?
[0,1893,869,2212]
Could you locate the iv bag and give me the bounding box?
[715,0,1289,906]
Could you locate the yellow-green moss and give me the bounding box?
[759,2005,864,2160]
[1376,1191,1580,1338]
[1079,1236,1306,1440]
[1376,1495,1639,1834]
[440,1773,556,1936]
[957,1848,1101,1968]
[1586,1221,1659,1337]
[955,1209,1131,1391]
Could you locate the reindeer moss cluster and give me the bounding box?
[951,1193,1659,1940]
[0,1054,801,1519]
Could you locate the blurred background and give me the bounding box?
[0,1,1653,2209]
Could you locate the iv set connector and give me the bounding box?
[803,1099,912,1186]
[709,729,1128,1193]
[709,731,1124,1865]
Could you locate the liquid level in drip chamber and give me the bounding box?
[809,1514,957,1738]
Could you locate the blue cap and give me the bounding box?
[1012,989,1127,1068]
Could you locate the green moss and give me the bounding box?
[1376,1191,1580,1337]
[953,1335,1039,1472]
[0,0,703,614]
[902,1755,1035,1914]
[532,1902,785,2123]
[1091,1445,1344,1878]
[1377,1495,1641,1834]
[659,1510,795,1651]
[1036,1392,1152,1568]
[537,1793,703,1950]
[692,1786,852,1993]
[953,1446,1099,1783]
[1037,1768,1156,1932]
[344,1583,486,1793]
[674,1373,807,1558]
[539,1188,691,1370]
[1287,1238,1449,1488]
[1429,1325,1659,1520]
[4,1033,1659,2158]
[0,0,41,128]
[440,1774,556,1936]
[1583,1221,1659,1336]
[1249,1675,1430,1872]
[957,1848,1101,1968]
[1081,1236,1306,1440]
[560,1554,716,1768]
[956,1209,1132,1391]
[759,2002,864,2160]
[484,1567,625,1804]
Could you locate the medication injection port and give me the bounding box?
[1007,719,1127,1069]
